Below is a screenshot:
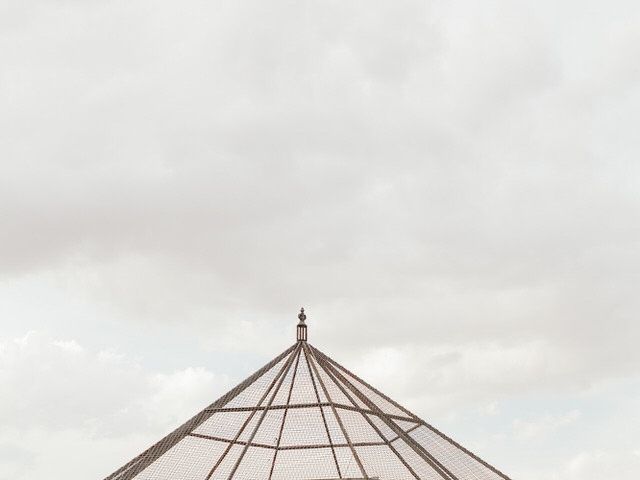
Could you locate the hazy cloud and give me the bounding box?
[1,0,639,479]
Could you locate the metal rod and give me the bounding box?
[189,432,387,450]
[318,347,512,480]
[304,343,369,479]
[268,346,303,480]
[304,347,342,478]
[313,351,421,480]
[204,344,299,480]
[103,343,297,480]
[189,433,274,450]
[205,402,416,423]
[313,346,458,480]
[388,422,421,443]
[225,343,301,480]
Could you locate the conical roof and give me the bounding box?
[104,310,511,480]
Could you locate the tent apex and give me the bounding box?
[297,307,308,341]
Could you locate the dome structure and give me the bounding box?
[104,309,511,480]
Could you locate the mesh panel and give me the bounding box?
[392,438,446,480]
[225,356,289,409]
[334,409,382,444]
[290,350,327,404]
[252,409,286,447]
[231,446,276,480]
[355,445,417,480]
[279,407,331,447]
[410,425,504,480]
[193,411,251,440]
[237,412,266,443]
[334,447,365,478]
[107,342,511,480]
[325,359,408,418]
[394,418,420,432]
[313,359,369,410]
[208,444,244,480]
[271,448,339,480]
[366,414,400,441]
[132,436,221,480]
[321,406,347,444]
[312,360,355,406]
[271,353,299,407]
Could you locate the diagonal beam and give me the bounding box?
[313,351,421,480]
[304,343,369,479]
[225,342,301,480]
[313,346,458,480]
[204,343,299,480]
[103,343,297,480]
[389,423,421,443]
[318,347,512,480]
[267,346,303,480]
[305,347,342,478]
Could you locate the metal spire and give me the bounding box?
[297,307,307,341]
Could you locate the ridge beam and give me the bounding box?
[313,352,421,480]
[313,346,459,480]
[204,343,299,480]
[268,346,303,480]
[103,343,297,480]
[304,343,370,480]
[304,347,343,478]
[225,342,302,480]
[318,347,513,480]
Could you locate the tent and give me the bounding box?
[104,309,511,480]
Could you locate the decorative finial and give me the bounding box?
[296,307,307,341]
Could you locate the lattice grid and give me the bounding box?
[103,340,511,480]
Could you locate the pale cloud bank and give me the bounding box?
[1,0,639,479]
[0,332,229,479]
[512,410,581,440]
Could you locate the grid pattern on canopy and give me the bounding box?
[104,342,511,480]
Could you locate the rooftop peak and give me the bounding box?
[297,307,308,341]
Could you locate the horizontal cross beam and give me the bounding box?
[205,402,419,424]
[188,433,387,451]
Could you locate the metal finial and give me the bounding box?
[297,307,308,341]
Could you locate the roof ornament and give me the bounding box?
[297,307,308,341]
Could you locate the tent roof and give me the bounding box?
[104,310,511,480]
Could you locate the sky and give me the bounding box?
[1,0,639,479]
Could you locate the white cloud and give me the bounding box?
[0,332,229,479]
[348,340,587,414]
[1,0,640,478]
[561,450,640,480]
[52,339,85,354]
[512,410,581,440]
[145,367,222,427]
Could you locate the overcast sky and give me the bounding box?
[1,1,639,479]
